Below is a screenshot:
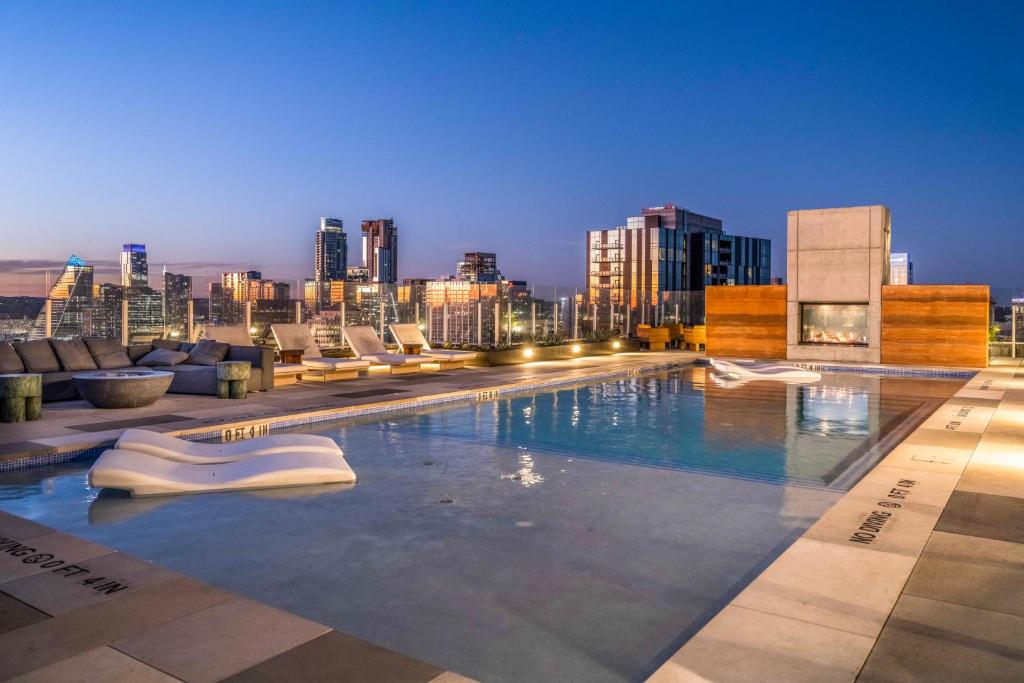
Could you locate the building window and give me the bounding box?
[800,303,869,346]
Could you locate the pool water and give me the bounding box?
[0,367,963,682]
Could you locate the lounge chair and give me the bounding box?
[271,323,370,382]
[202,324,254,347]
[115,428,342,464]
[709,358,821,383]
[343,326,425,375]
[89,449,356,497]
[389,323,475,369]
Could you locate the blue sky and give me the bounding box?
[1,1,1021,295]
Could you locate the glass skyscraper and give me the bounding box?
[361,218,398,283]
[121,243,148,287]
[586,203,771,324]
[315,217,347,282]
[162,269,193,337]
[28,255,94,339]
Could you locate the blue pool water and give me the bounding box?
[0,367,963,681]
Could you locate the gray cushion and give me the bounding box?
[137,349,190,367]
[51,339,99,371]
[83,337,133,369]
[167,364,217,395]
[153,338,182,351]
[0,342,25,374]
[180,342,196,353]
[14,340,61,373]
[187,339,230,366]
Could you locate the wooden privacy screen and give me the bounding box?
[705,285,787,359]
[881,285,989,368]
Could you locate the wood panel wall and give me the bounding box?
[705,285,787,359]
[881,285,989,368]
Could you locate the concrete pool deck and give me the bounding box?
[650,357,1024,682]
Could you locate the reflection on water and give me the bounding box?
[500,448,545,487]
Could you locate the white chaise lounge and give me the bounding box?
[389,323,475,370]
[271,323,370,382]
[206,324,306,386]
[89,449,356,497]
[115,428,342,464]
[343,326,425,375]
[709,358,821,383]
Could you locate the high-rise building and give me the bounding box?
[28,255,95,339]
[91,283,124,340]
[121,243,148,287]
[162,269,192,337]
[221,271,290,303]
[890,252,913,285]
[315,218,347,282]
[456,252,498,283]
[125,286,163,342]
[208,282,237,325]
[586,203,771,323]
[361,219,398,283]
[222,271,262,302]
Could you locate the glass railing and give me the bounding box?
[10,283,707,352]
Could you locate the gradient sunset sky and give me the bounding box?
[1,2,1021,296]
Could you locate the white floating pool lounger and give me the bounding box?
[89,449,357,497]
[709,358,822,383]
[115,428,343,464]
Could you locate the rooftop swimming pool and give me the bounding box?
[0,366,965,681]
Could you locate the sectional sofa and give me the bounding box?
[0,337,274,403]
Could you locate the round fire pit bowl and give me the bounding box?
[72,369,174,409]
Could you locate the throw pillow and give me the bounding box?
[13,340,61,373]
[186,339,231,366]
[0,342,25,374]
[137,349,190,367]
[83,337,133,369]
[51,339,99,371]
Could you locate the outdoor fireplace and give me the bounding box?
[799,303,869,346]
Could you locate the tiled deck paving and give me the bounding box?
[650,358,1024,683]
[0,511,471,682]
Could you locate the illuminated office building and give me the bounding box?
[121,243,148,287]
[162,269,192,337]
[361,218,398,283]
[586,203,770,317]
[315,218,347,282]
[456,252,498,283]
[28,255,95,339]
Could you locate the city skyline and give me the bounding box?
[1,3,1022,294]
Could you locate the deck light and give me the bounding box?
[248,327,257,335]
[523,348,534,358]
[612,340,621,349]
[169,330,180,338]
[571,344,581,353]
[417,323,426,331]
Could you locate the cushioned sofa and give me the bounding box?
[0,338,274,403]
